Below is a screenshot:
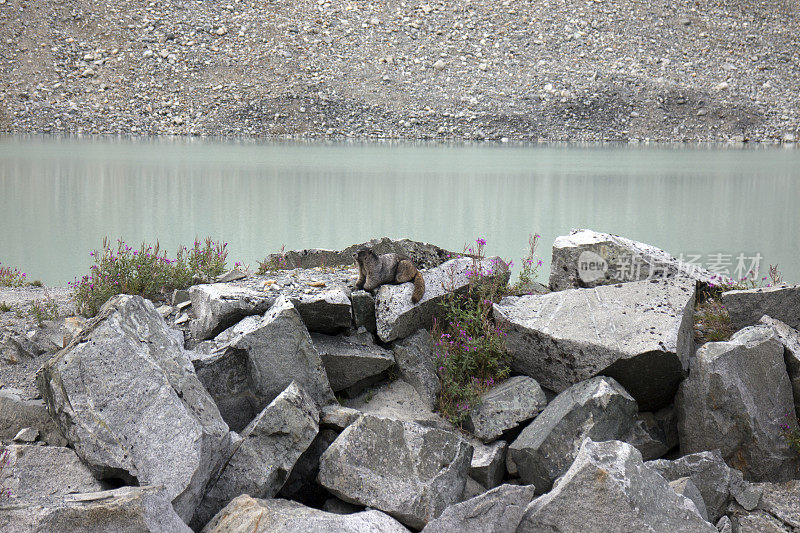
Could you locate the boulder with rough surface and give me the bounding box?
[759,315,800,414]
[189,283,274,340]
[392,329,440,410]
[676,326,800,481]
[0,444,103,502]
[421,484,535,533]
[508,376,666,493]
[36,295,233,524]
[494,277,695,410]
[470,440,507,488]
[193,382,319,528]
[311,333,394,393]
[722,284,800,331]
[0,389,66,446]
[517,439,716,532]
[548,228,719,291]
[376,256,509,342]
[646,449,745,523]
[465,376,547,443]
[202,495,410,533]
[317,414,473,529]
[669,477,709,521]
[727,480,800,532]
[0,486,191,533]
[352,290,377,332]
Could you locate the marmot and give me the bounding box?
[353,249,425,303]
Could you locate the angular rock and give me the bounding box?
[264,237,454,270]
[716,516,733,533]
[351,290,377,332]
[421,484,535,533]
[726,480,800,532]
[759,315,800,414]
[318,414,473,529]
[469,440,507,489]
[12,427,37,443]
[190,283,274,340]
[36,295,233,524]
[320,404,362,431]
[344,379,451,430]
[465,376,547,442]
[0,389,66,446]
[0,486,191,533]
[549,228,719,291]
[0,444,103,502]
[670,477,709,521]
[508,376,663,493]
[312,333,394,393]
[202,495,410,533]
[722,284,800,331]
[279,429,339,505]
[646,449,745,523]
[392,329,440,410]
[292,289,353,334]
[376,256,509,342]
[191,341,260,432]
[212,297,336,410]
[676,326,800,481]
[517,439,716,532]
[494,277,696,410]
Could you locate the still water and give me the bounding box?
[0,137,798,286]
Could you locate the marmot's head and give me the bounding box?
[353,249,374,264]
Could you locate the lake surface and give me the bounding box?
[1,137,798,286]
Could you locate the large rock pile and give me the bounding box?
[3,234,800,532]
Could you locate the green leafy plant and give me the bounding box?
[72,237,228,317]
[0,262,27,287]
[781,414,800,455]
[0,302,11,313]
[433,238,511,426]
[28,297,59,326]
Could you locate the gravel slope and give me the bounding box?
[0,0,798,142]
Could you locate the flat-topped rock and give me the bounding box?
[202,495,410,533]
[189,268,354,340]
[549,228,720,291]
[317,414,473,529]
[676,326,800,482]
[469,440,507,488]
[376,256,509,342]
[36,294,233,524]
[392,329,440,410]
[263,237,455,270]
[722,284,800,331]
[311,333,394,393]
[465,376,547,443]
[421,484,535,533]
[494,277,695,410]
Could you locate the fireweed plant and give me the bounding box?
[433,238,512,426]
[257,244,288,274]
[73,237,228,317]
[780,413,800,455]
[0,262,27,287]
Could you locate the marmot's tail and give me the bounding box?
[411,271,425,304]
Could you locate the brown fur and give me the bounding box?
[354,249,425,303]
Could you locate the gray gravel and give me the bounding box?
[0,0,798,142]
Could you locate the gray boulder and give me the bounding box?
[0,444,103,502]
[193,382,320,528]
[392,329,440,410]
[646,449,745,523]
[202,494,410,533]
[508,376,665,493]
[218,297,336,409]
[549,228,719,291]
[722,284,800,331]
[494,277,695,410]
[421,484,535,533]
[376,256,509,342]
[726,480,800,532]
[676,326,800,481]
[0,389,66,446]
[263,237,454,270]
[670,477,709,521]
[352,290,377,332]
[320,404,362,431]
[190,283,274,340]
[517,439,716,532]
[470,440,508,488]
[0,486,191,533]
[312,333,394,394]
[759,315,800,415]
[291,288,353,334]
[466,376,547,443]
[36,294,233,524]
[317,414,473,529]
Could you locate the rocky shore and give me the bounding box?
[0,0,798,143]
[1,230,800,532]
